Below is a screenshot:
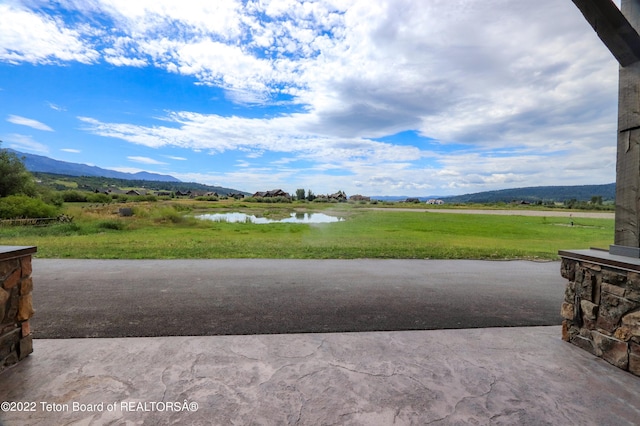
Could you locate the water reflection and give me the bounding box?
[197,212,344,224]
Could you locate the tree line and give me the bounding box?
[0,143,61,219]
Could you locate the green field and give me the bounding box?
[0,200,614,260]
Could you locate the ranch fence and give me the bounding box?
[0,215,73,227]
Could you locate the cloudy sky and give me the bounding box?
[0,0,621,196]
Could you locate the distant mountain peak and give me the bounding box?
[7,149,181,182]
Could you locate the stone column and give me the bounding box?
[559,249,640,375]
[0,246,36,372]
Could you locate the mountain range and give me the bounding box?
[439,183,616,203]
[374,183,616,204]
[7,149,616,202]
[8,149,181,182]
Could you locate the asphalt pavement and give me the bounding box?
[31,259,564,338]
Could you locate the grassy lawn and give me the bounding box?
[0,200,613,260]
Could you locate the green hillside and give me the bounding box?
[33,172,250,196]
[441,183,616,204]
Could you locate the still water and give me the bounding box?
[196,212,344,224]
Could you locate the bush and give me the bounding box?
[152,206,185,224]
[40,189,64,207]
[62,190,88,202]
[86,193,112,203]
[0,195,59,219]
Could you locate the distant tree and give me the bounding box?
[307,189,316,201]
[296,188,306,201]
[0,142,36,198]
[591,195,603,205]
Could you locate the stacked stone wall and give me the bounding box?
[0,247,36,372]
[560,257,640,375]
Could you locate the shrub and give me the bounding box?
[152,206,185,224]
[62,190,88,202]
[87,193,112,203]
[0,195,59,219]
[40,190,64,207]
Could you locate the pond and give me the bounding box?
[196,212,345,224]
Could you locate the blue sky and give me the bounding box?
[0,0,621,196]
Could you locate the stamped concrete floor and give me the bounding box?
[1,326,640,425]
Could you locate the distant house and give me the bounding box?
[175,190,191,197]
[426,199,444,205]
[329,191,347,201]
[253,189,291,199]
[405,197,421,203]
[126,190,146,196]
[267,189,289,198]
[190,191,218,198]
[349,194,370,202]
[155,191,172,197]
[227,193,244,199]
[94,188,124,195]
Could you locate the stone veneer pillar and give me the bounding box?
[559,248,640,376]
[0,246,36,372]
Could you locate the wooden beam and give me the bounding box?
[614,1,640,248]
[572,0,640,66]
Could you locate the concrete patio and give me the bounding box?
[1,326,640,425]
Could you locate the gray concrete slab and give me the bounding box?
[31,259,565,338]
[1,326,639,425]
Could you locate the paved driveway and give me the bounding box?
[31,259,565,338]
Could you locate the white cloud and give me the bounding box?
[4,134,50,154]
[104,54,147,67]
[173,168,301,193]
[127,156,167,165]
[79,111,425,168]
[7,115,54,131]
[61,148,81,153]
[108,166,145,174]
[47,102,67,111]
[7,0,617,147]
[0,4,98,64]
